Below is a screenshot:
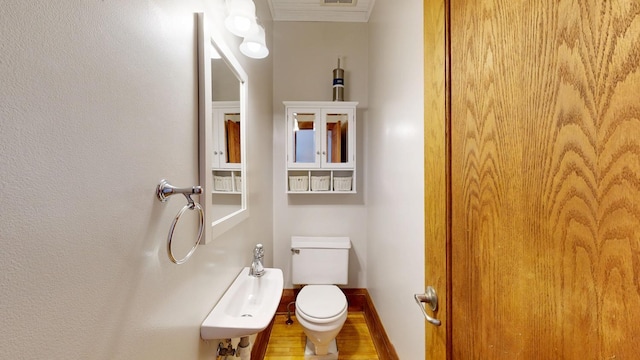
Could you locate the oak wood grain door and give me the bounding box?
[226,119,241,164]
[425,0,640,358]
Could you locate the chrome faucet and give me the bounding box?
[249,244,265,277]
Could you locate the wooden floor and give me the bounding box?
[263,313,380,359]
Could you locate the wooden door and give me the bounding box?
[425,0,640,358]
[327,121,342,163]
[226,119,241,163]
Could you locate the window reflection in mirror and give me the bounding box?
[293,113,316,163]
[292,112,350,165]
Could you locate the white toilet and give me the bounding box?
[291,236,351,358]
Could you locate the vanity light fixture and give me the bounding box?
[239,24,269,59]
[224,0,259,37]
[224,0,270,59]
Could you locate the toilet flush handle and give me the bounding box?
[414,286,441,326]
[291,248,300,254]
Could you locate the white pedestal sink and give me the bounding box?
[201,267,284,340]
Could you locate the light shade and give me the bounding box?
[224,0,259,37]
[239,25,269,59]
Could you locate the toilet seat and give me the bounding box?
[296,285,347,323]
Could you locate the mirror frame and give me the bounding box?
[197,13,249,244]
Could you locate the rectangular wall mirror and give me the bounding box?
[197,13,248,244]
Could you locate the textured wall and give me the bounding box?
[0,1,273,359]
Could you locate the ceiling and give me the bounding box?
[267,0,376,22]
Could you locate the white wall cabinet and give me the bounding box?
[212,101,241,193]
[284,101,358,193]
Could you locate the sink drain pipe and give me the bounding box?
[236,336,251,359]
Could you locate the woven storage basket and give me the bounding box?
[311,175,330,191]
[288,176,309,192]
[214,176,233,191]
[234,176,242,192]
[333,176,352,191]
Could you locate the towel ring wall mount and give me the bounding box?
[156,179,204,264]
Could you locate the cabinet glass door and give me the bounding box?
[289,109,320,167]
[324,112,349,165]
[321,109,353,168]
[212,102,241,170]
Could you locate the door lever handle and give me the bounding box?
[414,286,441,326]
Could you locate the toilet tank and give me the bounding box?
[291,236,351,285]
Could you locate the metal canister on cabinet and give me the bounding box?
[332,58,344,101]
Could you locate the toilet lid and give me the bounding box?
[297,285,347,319]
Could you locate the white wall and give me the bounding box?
[0,1,273,359]
[366,0,426,359]
[271,22,369,288]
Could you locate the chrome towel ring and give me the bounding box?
[156,179,204,265]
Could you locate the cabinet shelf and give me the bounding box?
[212,169,242,194]
[287,170,355,194]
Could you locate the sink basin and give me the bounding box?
[201,267,284,339]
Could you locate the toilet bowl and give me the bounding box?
[291,236,351,357]
[295,285,348,355]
